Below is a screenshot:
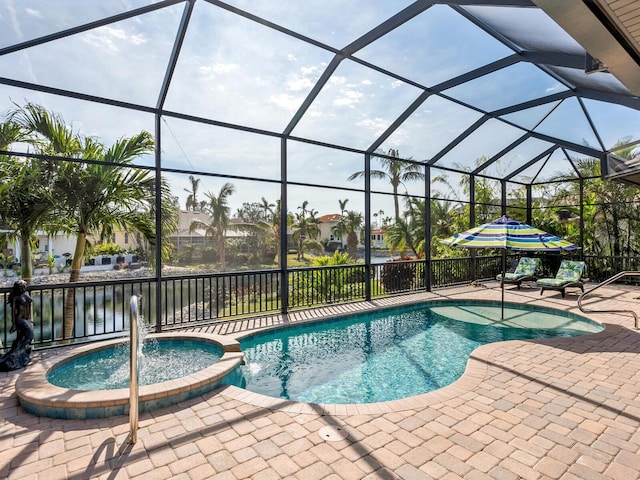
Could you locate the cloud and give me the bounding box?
[358,117,390,137]
[301,65,320,75]
[545,83,564,93]
[25,8,43,19]
[199,63,240,78]
[283,63,324,93]
[333,89,363,107]
[6,1,23,39]
[286,76,314,92]
[82,26,147,54]
[328,75,346,86]
[269,93,302,111]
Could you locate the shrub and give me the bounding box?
[380,259,416,292]
[93,243,123,256]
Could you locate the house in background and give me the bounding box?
[2,231,77,264]
[170,210,209,253]
[170,211,261,255]
[1,225,149,270]
[371,228,386,249]
[111,229,145,253]
[317,213,344,252]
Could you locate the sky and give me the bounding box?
[1,0,640,220]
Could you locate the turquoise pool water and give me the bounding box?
[47,339,223,390]
[235,301,602,404]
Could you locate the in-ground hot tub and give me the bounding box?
[16,332,244,419]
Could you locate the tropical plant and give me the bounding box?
[12,102,169,336]
[384,197,426,256]
[432,157,500,226]
[290,250,363,306]
[312,250,353,267]
[348,148,424,222]
[190,182,235,271]
[236,198,273,224]
[259,197,275,218]
[292,201,320,260]
[47,254,56,274]
[338,198,349,216]
[0,253,12,277]
[331,210,363,259]
[0,117,57,283]
[542,140,640,257]
[233,198,291,264]
[380,259,416,292]
[147,179,180,269]
[184,175,201,212]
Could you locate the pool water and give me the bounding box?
[235,301,602,404]
[47,339,223,390]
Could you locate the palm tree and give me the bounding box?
[430,199,456,256]
[53,141,157,282]
[373,209,385,228]
[0,117,26,147]
[234,199,289,264]
[190,183,235,270]
[338,198,349,216]
[292,202,320,260]
[0,118,56,284]
[333,198,350,250]
[184,175,201,211]
[432,156,500,228]
[147,178,180,269]
[259,197,275,218]
[345,210,363,260]
[385,198,425,257]
[348,149,424,222]
[12,103,162,336]
[545,140,640,257]
[332,210,363,259]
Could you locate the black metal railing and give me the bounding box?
[582,255,640,283]
[0,278,153,350]
[2,253,630,351]
[370,259,426,295]
[162,270,281,327]
[288,264,368,308]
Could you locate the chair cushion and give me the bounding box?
[502,272,524,280]
[512,257,540,277]
[555,260,585,282]
[537,278,570,287]
[498,257,540,281]
[537,260,585,288]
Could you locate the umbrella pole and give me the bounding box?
[501,250,506,320]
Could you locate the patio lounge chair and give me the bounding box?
[497,257,541,289]
[536,260,585,298]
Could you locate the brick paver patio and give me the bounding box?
[1,282,639,479]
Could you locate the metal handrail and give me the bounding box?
[129,296,139,444]
[578,271,640,329]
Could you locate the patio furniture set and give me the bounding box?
[497,257,586,298]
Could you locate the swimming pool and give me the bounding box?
[47,338,223,390]
[17,333,244,419]
[234,301,602,404]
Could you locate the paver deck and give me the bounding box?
[1,282,640,479]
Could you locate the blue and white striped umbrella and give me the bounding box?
[440,215,578,251]
[441,215,578,319]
